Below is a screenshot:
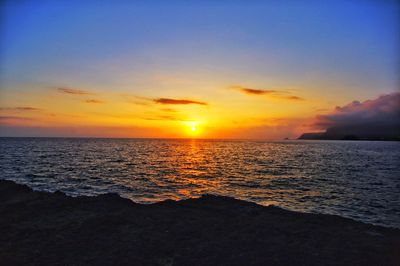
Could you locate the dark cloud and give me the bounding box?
[84,99,105,104]
[57,88,94,95]
[232,85,304,101]
[310,92,400,139]
[153,98,207,105]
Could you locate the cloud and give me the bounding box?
[281,95,304,101]
[0,116,34,121]
[0,125,170,138]
[121,94,151,106]
[84,99,105,104]
[153,98,207,105]
[238,87,277,95]
[141,115,182,121]
[0,107,43,112]
[313,92,400,128]
[128,100,151,106]
[160,108,176,113]
[310,92,400,138]
[0,116,35,125]
[57,87,94,95]
[231,85,304,101]
[206,117,307,140]
[122,94,208,106]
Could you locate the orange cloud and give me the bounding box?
[153,98,207,105]
[57,87,95,95]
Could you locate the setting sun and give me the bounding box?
[0,1,398,140]
[0,1,399,265]
[184,121,201,137]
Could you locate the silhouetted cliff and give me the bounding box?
[299,125,400,141]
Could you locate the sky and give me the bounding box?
[0,0,399,138]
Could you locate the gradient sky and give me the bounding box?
[0,0,399,138]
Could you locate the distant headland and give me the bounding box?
[298,125,400,141]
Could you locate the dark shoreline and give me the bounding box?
[1,180,399,265]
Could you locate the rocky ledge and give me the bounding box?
[0,179,399,266]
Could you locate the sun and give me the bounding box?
[184,121,201,137]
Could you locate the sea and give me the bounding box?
[0,138,399,228]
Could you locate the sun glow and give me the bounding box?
[184,121,201,137]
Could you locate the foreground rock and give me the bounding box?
[0,180,399,266]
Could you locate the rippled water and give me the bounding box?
[0,138,399,228]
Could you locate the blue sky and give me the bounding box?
[0,0,399,138]
[2,1,398,92]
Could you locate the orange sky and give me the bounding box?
[0,84,319,138]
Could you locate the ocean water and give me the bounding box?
[0,138,399,228]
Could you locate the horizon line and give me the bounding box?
[0,136,301,141]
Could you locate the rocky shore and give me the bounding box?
[0,179,399,266]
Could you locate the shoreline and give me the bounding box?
[1,179,399,265]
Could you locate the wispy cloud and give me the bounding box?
[84,99,105,104]
[153,98,207,105]
[0,106,43,112]
[122,94,208,106]
[231,85,304,101]
[315,108,329,112]
[141,115,181,121]
[0,125,161,138]
[160,108,176,113]
[57,87,95,95]
[0,116,35,121]
[128,100,151,106]
[47,113,84,118]
[234,87,277,95]
[280,95,304,101]
[121,94,151,106]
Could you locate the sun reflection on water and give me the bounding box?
[1,138,399,227]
